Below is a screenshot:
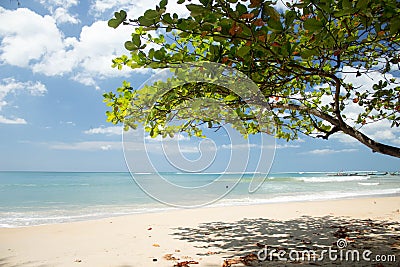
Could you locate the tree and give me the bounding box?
[104,0,400,158]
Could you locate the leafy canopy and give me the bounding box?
[104,0,400,158]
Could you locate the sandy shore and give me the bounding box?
[1,196,399,267]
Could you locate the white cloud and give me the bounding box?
[330,123,400,147]
[0,7,64,68]
[100,144,112,150]
[70,20,135,76]
[60,121,76,126]
[275,143,300,149]
[331,133,358,144]
[219,143,299,150]
[84,126,123,135]
[360,120,400,146]
[275,0,290,11]
[145,133,189,141]
[0,115,27,124]
[70,74,99,90]
[220,143,258,150]
[0,7,142,89]
[36,0,80,24]
[306,148,358,155]
[0,77,47,124]
[90,0,135,16]
[53,7,80,24]
[32,20,136,81]
[50,141,122,151]
[90,0,191,18]
[325,66,400,147]
[0,78,47,105]
[307,67,400,148]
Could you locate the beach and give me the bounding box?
[1,196,399,267]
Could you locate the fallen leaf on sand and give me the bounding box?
[222,258,240,267]
[222,253,258,267]
[148,227,152,230]
[174,260,199,267]
[241,254,258,265]
[74,259,82,263]
[152,243,160,247]
[164,254,179,261]
[256,242,266,248]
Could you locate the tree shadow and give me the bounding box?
[0,257,50,267]
[171,216,400,266]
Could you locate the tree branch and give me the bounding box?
[268,103,400,158]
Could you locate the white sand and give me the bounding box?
[0,196,399,266]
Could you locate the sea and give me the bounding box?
[1,171,400,228]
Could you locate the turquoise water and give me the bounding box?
[1,171,399,227]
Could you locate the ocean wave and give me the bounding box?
[216,188,400,207]
[1,187,399,228]
[296,176,370,183]
[260,175,370,183]
[0,205,175,228]
[358,182,380,186]
[0,183,90,187]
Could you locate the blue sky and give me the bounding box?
[0,0,399,172]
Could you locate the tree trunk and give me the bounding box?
[269,103,400,158]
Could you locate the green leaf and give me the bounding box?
[342,0,352,10]
[108,10,127,29]
[132,34,141,47]
[108,19,121,29]
[237,46,251,58]
[264,6,280,21]
[138,10,161,26]
[186,4,207,16]
[154,50,165,60]
[268,18,283,31]
[209,45,220,61]
[199,0,212,6]
[163,13,174,24]
[390,18,400,35]
[303,18,324,32]
[124,41,136,51]
[285,10,296,26]
[144,9,160,20]
[160,0,168,9]
[225,94,237,101]
[115,10,127,20]
[138,16,155,26]
[177,0,185,3]
[356,0,369,9]
[236,3,247,15]
[300,49,316,59]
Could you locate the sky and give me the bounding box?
[0,0,399,173]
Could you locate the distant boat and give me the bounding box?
[327,171,370,177]
[327,172,351,176]
[369,172,388,176]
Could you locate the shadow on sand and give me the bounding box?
[0,257,51,267]
[172,216,400,266]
